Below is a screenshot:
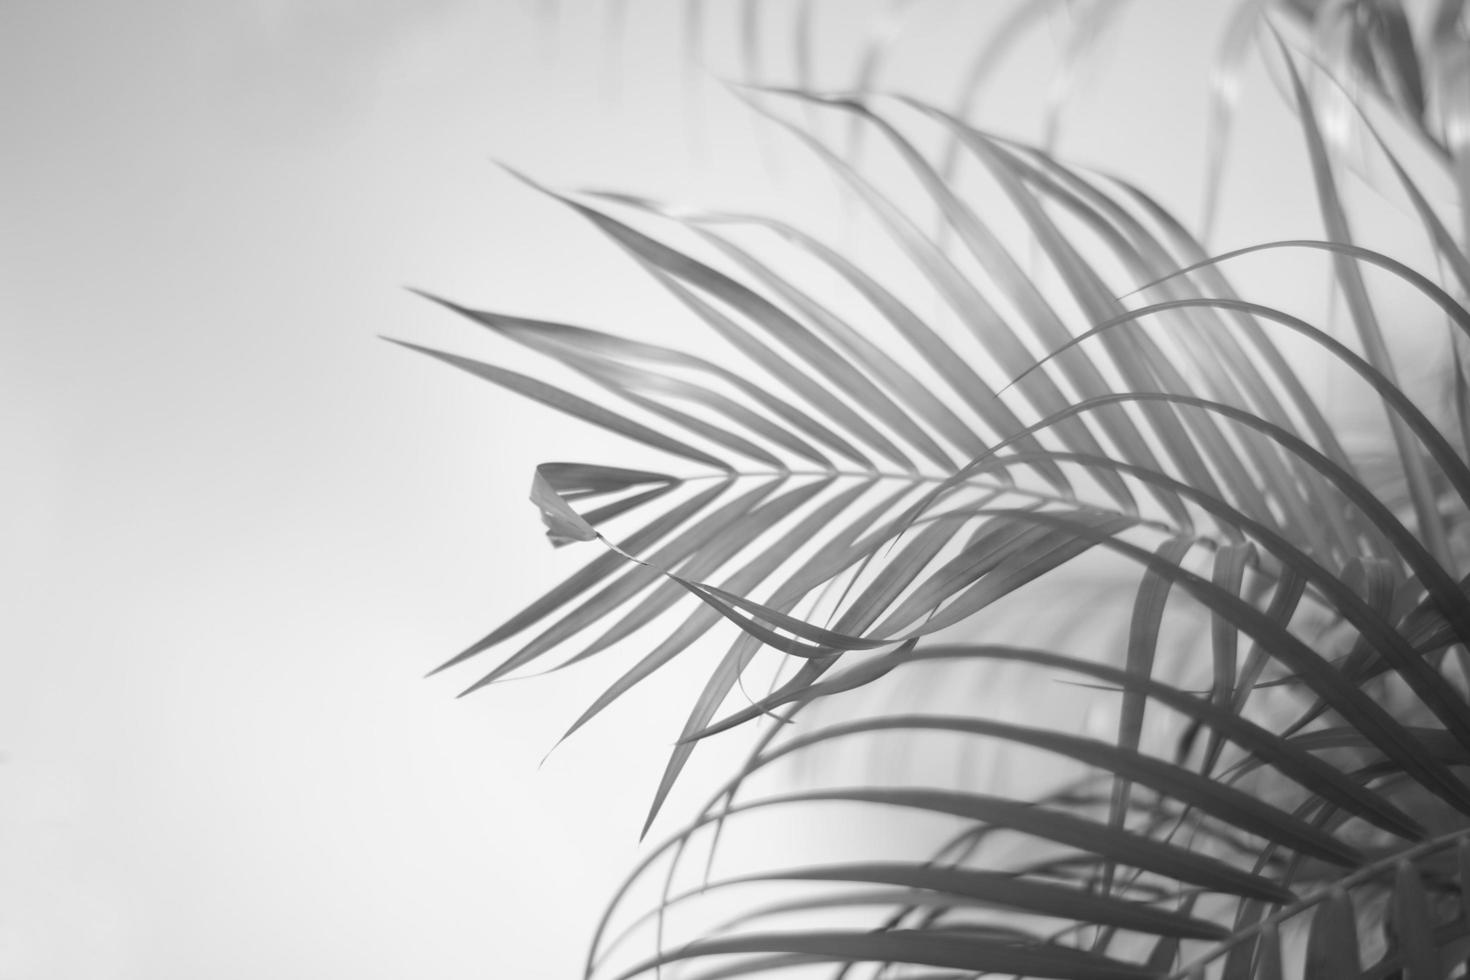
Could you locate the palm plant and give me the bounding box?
[403,2,1470,976]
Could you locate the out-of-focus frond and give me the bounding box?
[417,5,1470,977]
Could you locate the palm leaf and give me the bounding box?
[412,10,1470,975]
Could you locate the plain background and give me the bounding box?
[2,2,1456,977]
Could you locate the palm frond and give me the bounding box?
[414,4,1470,977]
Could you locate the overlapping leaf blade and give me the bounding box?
[410,21,1470,976]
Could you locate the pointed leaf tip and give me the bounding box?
[406,288,485,326]
[495,160,555,198]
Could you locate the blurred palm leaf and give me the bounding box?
[409,3,1470,977]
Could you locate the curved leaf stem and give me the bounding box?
[672,468,1208,545]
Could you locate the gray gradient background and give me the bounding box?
[1,3,1450,978]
